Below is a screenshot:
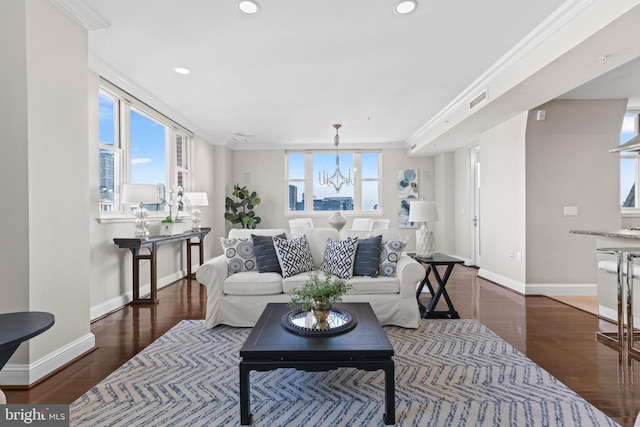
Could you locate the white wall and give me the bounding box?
[525,99,623,288]
[452,146,473,262]
[0,0,30,316]
[434,152,455,255]
[478,113,528,291]
[0,0,95,384]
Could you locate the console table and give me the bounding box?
[114,227,210,304]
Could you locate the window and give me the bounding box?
[98,80,193,217]
[620,112,639,211]
[286,151,381,213]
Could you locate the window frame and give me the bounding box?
[98,79,193,221]
[621,111,640,216]
[284,150,382,216]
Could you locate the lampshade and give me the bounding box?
[409,200,439,223]
[121,184,160,204]
[184,192,209,206]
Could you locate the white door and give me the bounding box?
[471,146,481,267]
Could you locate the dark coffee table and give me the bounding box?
[239,302,395,425]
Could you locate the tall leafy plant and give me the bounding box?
[225,184,262,229]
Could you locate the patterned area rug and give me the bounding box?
[70,319,618,426]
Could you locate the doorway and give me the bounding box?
[471,146,481,267]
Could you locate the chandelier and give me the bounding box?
[318,124,355,193]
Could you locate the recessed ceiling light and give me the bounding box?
[394,0,418,15]
[173,66,191,75]
[238,0,260,14]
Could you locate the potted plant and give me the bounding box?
[161,185,186,235]
[288,270,351,325]
[224,184,262,229]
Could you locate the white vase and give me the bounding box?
[328,211,348,231]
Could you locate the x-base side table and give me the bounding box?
[408,252,464,319]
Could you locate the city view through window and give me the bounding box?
[288,152,379,212]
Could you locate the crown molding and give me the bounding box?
[404,0,597,148]
[49,0,110,31]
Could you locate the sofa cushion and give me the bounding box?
[379,240,407,277]
[223,271,283,296]
[274,235,314,278]
[229,228,289,239]
[282,271,315,294]
[353,235,382,277]
[220,237,257,274]
[347,275,400,294]
[252,233,286,274]
[299,228,340,269]
[320,237,358,279]
[340,228,400,241]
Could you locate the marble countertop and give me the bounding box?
[570,229,640,239]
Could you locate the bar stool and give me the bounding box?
[596,247,640,360]
[596,247,627,350]
[626,252,640,360]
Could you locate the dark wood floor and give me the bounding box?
[4,266,639,426]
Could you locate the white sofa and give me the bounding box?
[196,227,425,329]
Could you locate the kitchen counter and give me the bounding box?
[570,229,640,239]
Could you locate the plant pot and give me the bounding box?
[311,300,332,329]
[160,222,184,236]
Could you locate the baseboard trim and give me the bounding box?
[526,283,597,296]
[478,269,527,294]
[90,270,187,321]
[478,269,596,296]
[0,333,95,386]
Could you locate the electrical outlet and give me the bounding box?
[516,252,522,261]
[563,206,578,216]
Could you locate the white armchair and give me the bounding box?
[289,218,314,236]
[370,219,390,230]
[351,218,372,230]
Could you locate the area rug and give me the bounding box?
[70,319,618,426]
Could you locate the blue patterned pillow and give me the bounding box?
[320,237,359,279]
[220,237,257,274]
[379,240,407,277]
[273,235,314,279]
[252,234,286,274]
[353,235,382,277]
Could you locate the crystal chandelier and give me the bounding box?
[318,124,355,193]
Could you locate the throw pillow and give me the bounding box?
[252,233,286,274]
[220,237,257,274]
[273,235,314,279]
[320,237,359,279]
[353,235,383,277]
[379,240,407,277]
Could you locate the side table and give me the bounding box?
[408,253,464,319]
[0,311,55,403]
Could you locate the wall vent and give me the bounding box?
[469,90,488,110]
[410,143,417,151]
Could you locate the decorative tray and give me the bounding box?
[281,306,357,337]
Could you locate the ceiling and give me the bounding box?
[54,0,639,153]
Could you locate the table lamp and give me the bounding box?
[409,200,439,258]
[184,192,209,231]
[121,184,160,239]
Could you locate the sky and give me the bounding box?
[99,93,167,187]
